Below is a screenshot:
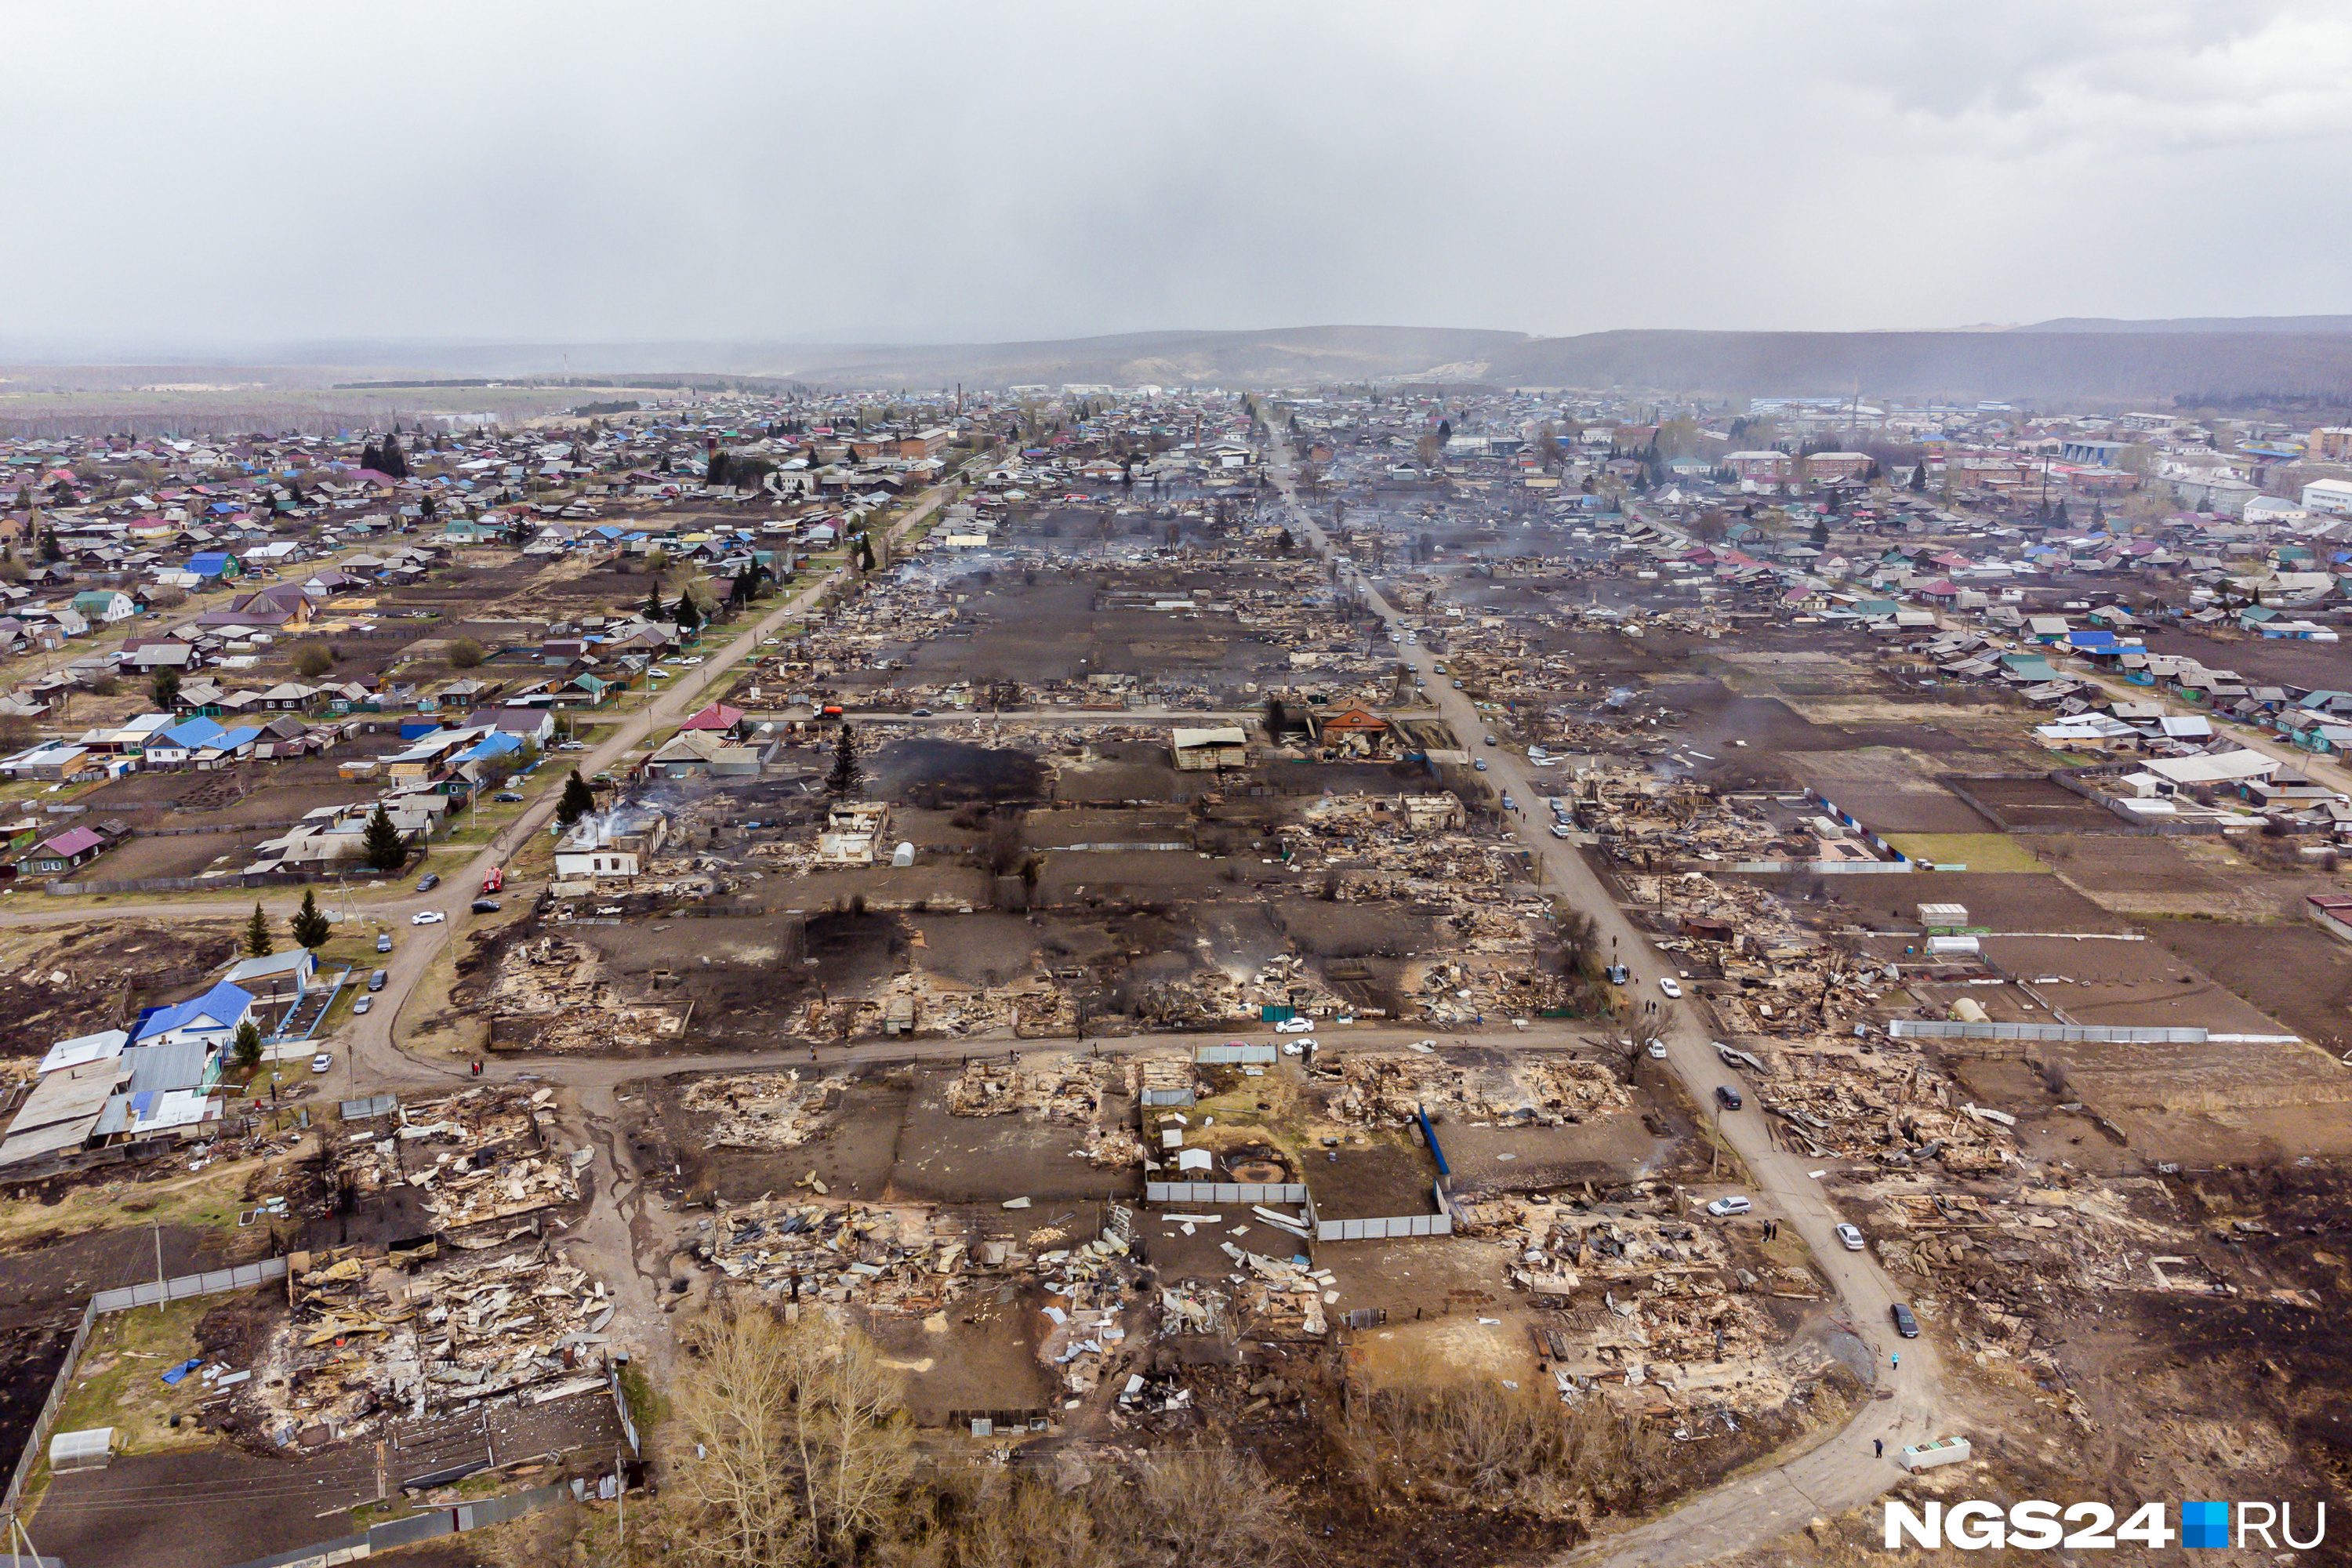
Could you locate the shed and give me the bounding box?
[1916,902,1969,931]
[1171,725,1249,771]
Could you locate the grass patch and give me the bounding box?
[619,1362,666,1435]
[0,1159,263,1247]
[40,1298,224,1471]
[1880,833,2049,873]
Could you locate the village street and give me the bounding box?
[1264,430,1946,1566]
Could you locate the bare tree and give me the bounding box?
[660,1308,917,1568]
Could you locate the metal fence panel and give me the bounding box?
[1147,1181,1307,1206]
[368,1512,453,1549]
[1889,1019,2208,1044]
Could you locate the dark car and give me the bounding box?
[471,898,503,913]
[368,969,387,993]
[1714,1084,1744,1112]
[416,873,441,892]
[493,791,524,804]
[1890,1303,1919,1338]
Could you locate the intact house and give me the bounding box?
[129,980,254,1051]
[16,823,122,876]
[644,728,762,779]
[222,947,318,1005]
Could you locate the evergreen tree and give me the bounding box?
[232,1019,263,1073]
[557,769,596,826]
[2053,499,2070,526]
[40,527,62,563]
[1809,517,1831,548]
[1909,460,1928,492]
[290,887,332,949]
[673,595,702,634]
[243,902,274,958]
[379,432,408,480]
[643,583,665,620]
[361,803,406,871]
[855,534,877,573]
[151,669,181,710]
[1276,527,1294,554]
[826,722,862,796]
[706,450,728,486]
[361,440,383,472]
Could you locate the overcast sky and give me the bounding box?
[5,0,2349,356]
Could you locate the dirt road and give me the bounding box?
[1264,434,1944,1565]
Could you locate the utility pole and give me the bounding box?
[154,1219,165,1313]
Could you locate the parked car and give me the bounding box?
[310,1053,333,1074]
[1890,1302,1920,1338]
[1704,1196,1753,1218]
[493,791,524,804]
[376,931,392,953]
[368,969,387,992]
[1272,1018,1313,1033]
[1605,964,1630,985]
[416,873,441,892]
[1714,1084,1743,1112]
[1549,823,1573,839]
[1835,1223,1866,1252]
[1646,1040,1668,1059]
[1483,734,1497,746]
[412,911,445,925]
[1473,759,1487,771]
[912,708,934,717]
[1452,679,1464,689]
[1658,977,1682,999]
[352,996,372,1015]
[471,898,503,914]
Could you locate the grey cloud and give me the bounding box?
[2,0,2347,357]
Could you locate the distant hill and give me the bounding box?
[779,325,1529,390]
[787,322,2352,404]
[18,316,2352,406]
[1474,328,2352,405]
[2013,315,2352,336]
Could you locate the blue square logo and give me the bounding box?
[2183,1501,2230,1549]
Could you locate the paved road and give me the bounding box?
[1263,431,1940,1564]
[738,706,1265,726]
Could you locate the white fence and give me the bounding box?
[89,1258,287,1313]
[1145,1181,1308,1206]
[1889,1020,2209,1044]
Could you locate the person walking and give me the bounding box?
[1874,1439,1884,1458]
[1891,1352,1900,1371]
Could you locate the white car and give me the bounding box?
[1835,1223,1867,1252]
[1658,977,1682,999]
[310,1053,333,1075]
[1272,1018,1313,1034]
[412,910,446,925]
[1704,1196,1752,1218]
[1549,824,1573,839]
[1647,1040,1668,1059]
[679,656,704,666]
[1281,1040,1303,1056]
